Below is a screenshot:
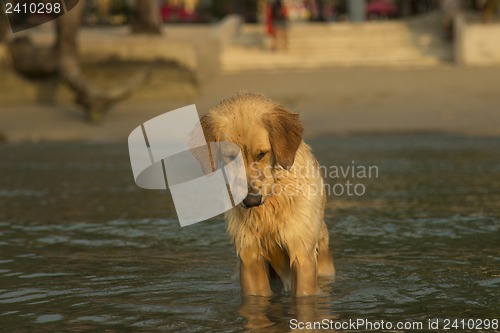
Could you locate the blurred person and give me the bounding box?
[315,0,326,21]
[266,0,289,51]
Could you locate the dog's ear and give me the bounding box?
[263,106,303,170]
[199,114,217,144]
[189,113,219,174]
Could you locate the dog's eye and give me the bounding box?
[225,154,237,161]
[257,151,268,160]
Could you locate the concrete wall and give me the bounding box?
[0,15,242,83]
[455,14,500,66]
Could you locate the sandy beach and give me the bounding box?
[1,65,500,142]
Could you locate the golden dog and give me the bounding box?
[198,92,335,297]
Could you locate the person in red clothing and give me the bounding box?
[266,0,289,51]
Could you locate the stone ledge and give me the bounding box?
[455,14,500,66]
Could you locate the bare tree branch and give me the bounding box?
[7,0,149,123]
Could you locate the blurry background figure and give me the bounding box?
[440,0,461,41]
[481,0,500,22]
[305,0,335,22]
[266,0,289,51]
[366,0,397,20]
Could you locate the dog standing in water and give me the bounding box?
[199,93,335,297]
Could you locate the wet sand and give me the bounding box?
[1,65,500,142]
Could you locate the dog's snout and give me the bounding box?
[242,194,262,208]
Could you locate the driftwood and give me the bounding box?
[7,1,149,122]
[8,36,58,78]
[59,54,149,122]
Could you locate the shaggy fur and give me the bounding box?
[200,92,335,297]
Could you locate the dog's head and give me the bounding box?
[197,93,303,208]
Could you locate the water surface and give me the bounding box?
[1,135,499,332]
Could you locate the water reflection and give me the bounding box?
[239,276,337,332]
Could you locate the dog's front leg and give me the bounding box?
[239,250,272,297]
[291,253,322,297]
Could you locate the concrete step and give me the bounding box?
[224,48,452,59]
[221,53,452,71]
[222,53,448,65]
[222,60,445,72]
[223,15,452,71]
[224,47,451,56]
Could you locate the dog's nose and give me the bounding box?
[242,194,262,208]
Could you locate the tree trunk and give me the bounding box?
[0,7,9,43]
[131,0,162,35]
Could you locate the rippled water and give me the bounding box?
[1,135,499,332]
